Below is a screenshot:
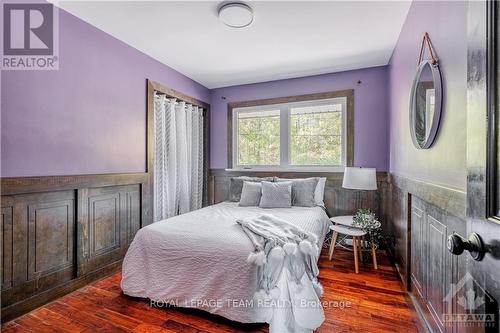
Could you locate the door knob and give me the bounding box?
[447,232,485,261]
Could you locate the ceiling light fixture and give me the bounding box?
[218,2,253,28]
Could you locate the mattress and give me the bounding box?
[121,202,331,323]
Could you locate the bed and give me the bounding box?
[121,201,331,329]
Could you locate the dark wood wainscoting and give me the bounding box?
[387,174,467,333]
[1,173,150,322]
[208,169,390,219]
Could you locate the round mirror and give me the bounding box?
[409,60,442,149]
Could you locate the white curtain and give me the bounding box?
[154,94,204,221]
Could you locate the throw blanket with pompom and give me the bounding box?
[237,214,325,333]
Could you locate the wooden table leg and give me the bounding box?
[353,236,359,274]
[329,231,338,261]
[358,237,364,262]
[372,243,378,270]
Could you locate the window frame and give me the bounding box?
[227,90,354,171]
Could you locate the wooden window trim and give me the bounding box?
[226,89,354,169]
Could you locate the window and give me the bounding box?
[236,108,281,165]
[230,91,353,170]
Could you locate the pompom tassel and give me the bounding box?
[291,280,304,293]
[299,240,314,255]
[283,242,297,255]
[247,252,256,264]
[306,234,320,255]
[247,250,267,266]
[307,233,318,244]
[313,243,320,256]
[268,246,285,261]
[254,289,268,301]
[255,287,280,300]
[268,287,281,299]
[312,278,324,297]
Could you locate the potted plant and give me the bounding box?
[352,209,384,248]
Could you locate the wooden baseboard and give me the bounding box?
[384,244,406,288]
[1,260,122,323]
[385,245,431,332]
[408,293,434,333]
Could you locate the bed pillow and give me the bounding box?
[228,176,273,202]
[274,177,319,207]
[314,177,327,207]
[239,181,262,206]
[275,177,327,206]
[259,181,292,208]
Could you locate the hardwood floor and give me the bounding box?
[1,248,423,332]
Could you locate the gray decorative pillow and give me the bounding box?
[228,176,273,202]
[239,181,262,207]
[259,181,292,208]
[274,177,319,207]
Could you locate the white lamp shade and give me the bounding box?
[342,167,377,190]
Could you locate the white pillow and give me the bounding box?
[314,177,327,206]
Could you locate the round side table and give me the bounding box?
[328,223,378,274]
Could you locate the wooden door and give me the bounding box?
[464,1,500,332]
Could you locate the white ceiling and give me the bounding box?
[56,1,411,89]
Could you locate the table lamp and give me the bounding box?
[342,167,377,191]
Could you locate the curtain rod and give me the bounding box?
[154,91,206,110]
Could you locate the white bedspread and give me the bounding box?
[121,202,330,325]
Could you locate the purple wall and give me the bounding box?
[1,9,210,177]
[210,66,390,171]
[5,5,449,178]
[388,1,467,190]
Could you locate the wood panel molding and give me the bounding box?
[2,205,14,292]
[27,195,74,280]
[390,173,466,219]
[1,173,146,322]
[89,193,120,257]
[209,168,388,179]
[1,260,122,323]
[426,215,447,330]
[387,174,468,333]
[1,173,148,196]
[410,205,424,300]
